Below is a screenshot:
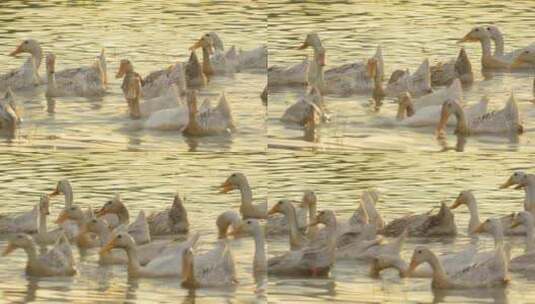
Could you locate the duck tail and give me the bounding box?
[455,48,473,83]
[413,59,432,93]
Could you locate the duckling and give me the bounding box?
[381,202,457,237]
[146,192,189,236]
[219,172,267,219]
[2,233,76,277]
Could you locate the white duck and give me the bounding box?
[100,232,199,278]
[1,39,42,91]
[33,194,65,246]
[219,172,267,219]
[407,245,509,289]
[509,211,535,272]
[412,78,463,110]
[267,200,308,250]
[0,88,21,131]
[280,86,326,125]
[347,190,384,231]
[430,48,474,86]
[486,25,535,68]
[146,192,189,236]
[205,32,267,71]
[396,92,487,127]
[95,194,151,245]
[241,219,267,275]
[190,33,234,76]
[216,210,244,239]
[268,210,337,276]
[436,94,523,137]
[510,46,535,69]
[450,190,523,235]
[180,240,237,288]
[2,233,76,277]
[55,205,101,249]
[0,199,38,234]
[268,58,308,86]
[45,53,106,97]
[183,90,235,136]
[266,190,317,236]
[136,59,187,99]
[385,59,433,98]
[500,171,535,216]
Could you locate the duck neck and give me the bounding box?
[124,245,142,275]
[202,47,214,77]
[492,228,505,248]
[237,181,254,207]
[523,176,535,215]
[479,38,493,62]
[325,220,338,261]
[524,219,535,253]
[285,205,302,249]
[306,203,318,239]
[493,33,505,56]
[46,71,57,95]
[308,46,325,90]
[182,255,198,288]
[30,47,43,69]
[466,198,482,234]
[116,205,130,224]
[253,230,267,274]
[38,210,47,236]
[453,106,469,135]
[96,226,112,246]
[23,243,39,270]
[426,253,451,288]
[63,189,74,209]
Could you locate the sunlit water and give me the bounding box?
[268,0,535,153]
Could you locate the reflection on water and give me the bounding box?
[268,0,535,153]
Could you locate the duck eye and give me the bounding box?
[117,235,122,239]
[106,201,112,205]
[417,250,422,254]
[91,219,97,223]
[475,28,479,32]
[70,207,76,210]
[514,172,519,176]
[247,220,252,224]
[277,201,282,205]
[24,41,28,44]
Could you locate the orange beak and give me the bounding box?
[95,207,107,217]
[450,197,463,210]
[99,238,117,255]
[297,42,308,50]
[407,259,418,274]
[9,44,23,57]
[49,188,60,197]
[55,210,70,224]
[473,223,485,233]
[219,181,234,194]
[115,62,128,79]
[189,40,203,51]
[2,243,16,256]
[267,205,280,216]
[458,34,476,44]
[499,177,515,189]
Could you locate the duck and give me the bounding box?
[396,92,487,127]
[85,216,182,266]
[189,33,227,77]
[1,39,42,91]
[146,192,189,236]
[216,210,244,239]
[266,190,317,236]
[33,194,65,246]
[219,172,267,219]
[180,240,237,288]
[385,59,433,98]
[0,88,22,131]
[268,210,337,276]
[55,205,100,249]
[135,59,187,99]
[430,48,474,86]
[280,86,326,126]
[509,211,535,272]
[407,245,509,289]
[45,53,105,97]
[2,233,76,277]
[347,190,384,230]
[95,194,151,245]
[0,199,38,234]
[412,78,463,110]
[297,33,326,93]
[436,93,523,137]
[449,190,523,235]
[100,232,199,278]
[500,171,535,216]
[267,200,308,250]
[485,25,535,68]
[116,59,184,120]
[204,32,267,71]
[337,224,406,261]
[510,46,535,69]
[381,202,457,237]
[183,90,235,136]
[268,58,308,87]
[459,26,518,70]
[241,219,267,275]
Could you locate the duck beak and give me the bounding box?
[9,44,23,57]
[49,188,60,197]
[189,39,203,51]
[450,197,463,209]
[297,42,308,50]
[267,205,279,216]
[457,34,475,44]
[407,258,418,274]
[499,177,515,189]
[473,223,485,233]
[2,243,15,256]
[55,210,69,224]
[99,238,117,255]
[95,207,106,217]
[218,181,234,194]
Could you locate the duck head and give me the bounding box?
[55,205,85,224]
[268,199,291,216]
[450,190,475,209]
[301,190,317,208]
[205,32,224,52]
[116,59,135,79]
[298,33,325,66]
[99,232,135,255]
[500,171,529,190]
[511,211,534,229]
[219,172,248,194]
[309,209,336,227]
[189,34,214,55]
[95,194,129,222]
[459,26,490,43]
[9,39,41,57]
[437,99,467,136]
[512,48,535,68]
[408,246,433,273]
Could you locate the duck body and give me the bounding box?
[266,191,316,236]
[382,203,457,237]
[385,59,432,98]
[280,87,325,126]
[142,62,187,98]
[1,39,43,91]
[430,48,473,86]
[268,59,308,86]
[147,193,189,236]
[0,204,38,234]
[183,91,235,136]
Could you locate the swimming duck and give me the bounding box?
[183,90,235,136]
[430,48,474,86]
[266,190,317,236]
[268,58,308,87]
[510,46,535,69]
[486,25,535,68]
[407,245,509,289]
[381,202,457,237]
[450,190,523,235]
[85,216,181,266]
[297,33,326,93]
[348,190,384,230]
[3,233,75,277]
[219,173,267,219]
[205,32,267,71]
[181,240,237,288]
[216,210,244,239]
[33,194,65,246]
[241,219,267,275]
[55,205,100,249]
[280,86,326,125]
[100,232,199,278]
[385,59,432,98]
[136,60,187,99]
[0,88,21,131]
[116,59,184,120]
[337,224,406,261]
[268,210,337,276]
[396,92,487,127]
[500,171,535,216]
[0,200,38,234]
[189,34,223,78]
[146,192,189,236]
[436,93,523,137]
[267,200,308,250]
[95,194,151,245]
[1,39,42,91]
[45,53,105,97]
[509,211,535,272]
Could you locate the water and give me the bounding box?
[1,1,535,303]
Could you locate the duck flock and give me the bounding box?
[271,26,535,142]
